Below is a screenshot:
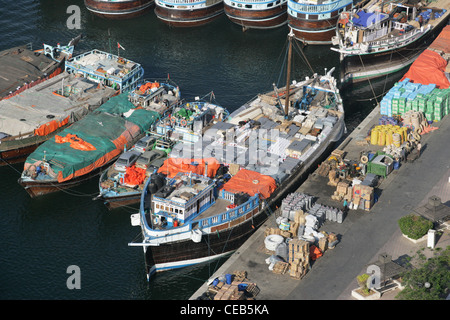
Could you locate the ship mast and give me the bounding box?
[285,29,294,118]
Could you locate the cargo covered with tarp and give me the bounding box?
[124,165,146,186]
[401,25,450,89]
[222,168,277,199]
[401,50,450,89]
[24,93,160,182]
[158,157,220,178]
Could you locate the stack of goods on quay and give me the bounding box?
[380,24,450,120]
[206,271,261,301]
[262,192,341,280]
[379,79,450,121]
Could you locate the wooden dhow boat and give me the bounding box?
[96,92,228,210]
[154,0,224,27]
[223,0,288,30]
[128,31,346,280]
[287,0,353,45]
[330,0,450,87]
[0,43,140,167]
[84,0,154,19]
[17,79,180,198]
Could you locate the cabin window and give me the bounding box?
[156,204,160,209]
[276,0,280,3]
[175,208,179,214]
[267,3,273,7]
[245,4,252,8]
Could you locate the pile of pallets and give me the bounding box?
[288,239,310,280]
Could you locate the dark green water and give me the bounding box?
[0,0,404,300]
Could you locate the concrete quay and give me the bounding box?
[190,103,450,300]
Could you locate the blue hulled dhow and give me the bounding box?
[129,32,346,280]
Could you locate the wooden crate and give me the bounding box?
[272,261,290,274]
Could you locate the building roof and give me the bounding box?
[413,196,450,223]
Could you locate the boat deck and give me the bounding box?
[0,72,117,137]
[0,46,59,99]
[193,198,232,221]
[68,50,138,79]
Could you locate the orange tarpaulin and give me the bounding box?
[157,157,220,178]
[222,169,277,199]
[309,245,323,260]
[55,123,142,183]
[401,49,450,89]
[57,146,123,183]
[55,133,96,151]
[34,116,70,136]
[139,82,160,94]
[124,165,146,186]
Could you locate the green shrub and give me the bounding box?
[398,214,433,240]
[357,273,371,295]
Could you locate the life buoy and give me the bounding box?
[170,117,176,124]
[180,119,187,127]
[360,155,369,164]
[120,177,124,184]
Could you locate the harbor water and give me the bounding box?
[0,0,404,299]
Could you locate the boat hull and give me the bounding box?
[100,193,141,210]
[144,205,269,277]
[224,3,287,30]
[0,127,67,167]
[154,1,224,27]
[142,116,346,279]
[288,3,352,45]
[339,16,450,87]
[18,156,118,198]
[84,0,154,19]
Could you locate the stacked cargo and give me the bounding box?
[380,78,450,121]
[369,124,410,147]
[351,184,375,211]
[288,239,310,280]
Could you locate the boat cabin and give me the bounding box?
[156,101,225,143]
[128,80,180,114]
[151,172,216,227]
[65,49,144,93]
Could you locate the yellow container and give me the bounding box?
[378,130,386,146]
[393,133,401,147]
[402,127,408,141]
[385,130,393,145]
[371,129,379,145]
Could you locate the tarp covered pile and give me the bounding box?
[222,169,277,199]
[401,25,450,90]
[24,93,160,182]
[157,157,220,179]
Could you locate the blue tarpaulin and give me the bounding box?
[352,11,388,28]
